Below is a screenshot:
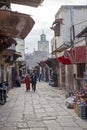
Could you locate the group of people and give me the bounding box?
[24,72,37,92]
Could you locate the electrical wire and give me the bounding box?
[74,19,87,26]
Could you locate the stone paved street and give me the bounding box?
[0,82,87,130]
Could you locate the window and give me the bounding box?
[77,63,85,78]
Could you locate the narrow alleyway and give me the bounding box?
[0,82,87,130]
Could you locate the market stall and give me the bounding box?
[74,80,87,119]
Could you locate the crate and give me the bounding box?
[78,104,87,119]
[74,103,76,113]
[76,103,80,116]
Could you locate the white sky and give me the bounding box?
[11,0,87,53]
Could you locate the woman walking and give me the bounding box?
[24,74,31,91]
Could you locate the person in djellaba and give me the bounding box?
[31,72,37,92]
[24,74,31,91]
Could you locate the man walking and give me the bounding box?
[31,72,37,92]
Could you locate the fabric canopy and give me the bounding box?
[52,42,71,54]
[45,58,58,68]
[56,49,75,65]
[56,46,86,65]
[45,59,53,68]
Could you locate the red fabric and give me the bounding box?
[57,56,71,64]
[56,46,86,64]
[24,76,30,91]
[56,49,75,65]
[75,46,86,63]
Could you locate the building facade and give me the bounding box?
[51,5,87,92]
[16,38,25,61]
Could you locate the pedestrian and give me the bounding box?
[39,66,42,82]
[24,74,31,91]
[31,72,37,92]
[15,75,21,87]
[39,73,42,82]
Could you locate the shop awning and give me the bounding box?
[45,58,58,68]
[45,59,53,68]
[0,37,17,52]
[37,61,45,67]
[2,49,22,63]
[56,46,86,65]
[52,42,71,54]
[0,10,35,39]
[56,49,75,65]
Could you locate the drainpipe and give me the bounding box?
[70,6,76,91]
[85,37,87,72]
[70,6,75,45]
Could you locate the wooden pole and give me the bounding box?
[85,37,87,72]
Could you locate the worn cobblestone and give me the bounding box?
[0,82,87,130]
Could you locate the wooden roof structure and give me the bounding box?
[12,0,44,7]
[0,37,17,52]
[2,49,22,63]
[0,0,43,55]
[0,0,44,8]
[0,10,35,51]
[0,10,35,39]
